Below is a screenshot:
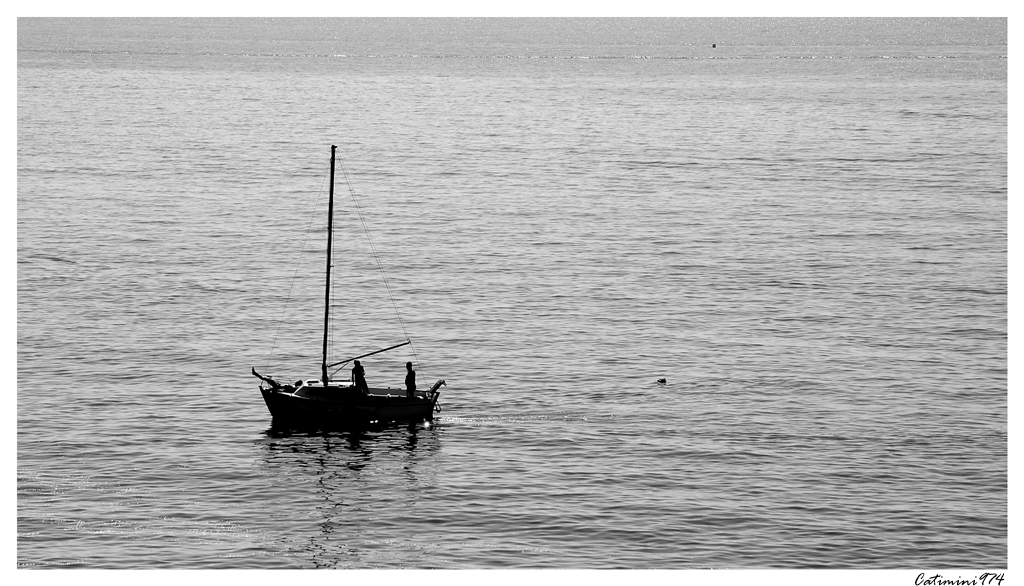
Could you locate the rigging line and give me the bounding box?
[264,161,331,372]
[336,156,421,371]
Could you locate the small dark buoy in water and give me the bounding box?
[657,378,667,384]
[712,43,716,48]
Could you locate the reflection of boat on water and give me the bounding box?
[253,146,446,427]
[262,421,442,473]
[263,421,442,464]
[258,422,443,568]
[265,418,436,445]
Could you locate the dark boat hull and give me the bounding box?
[259,384,439,425]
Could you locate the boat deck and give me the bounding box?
[280,381,430,400]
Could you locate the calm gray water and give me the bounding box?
[17,18,1007,569]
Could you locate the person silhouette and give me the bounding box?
[405,361,416,398]
[352,360,368,395]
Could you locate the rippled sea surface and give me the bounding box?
[17,18,1006,569]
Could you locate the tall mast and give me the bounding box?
[322,145,337,384]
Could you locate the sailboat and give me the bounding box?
[252,145,445,425]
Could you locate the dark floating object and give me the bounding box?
[712,44,717,48]
[252,145,446,427]
[657,378,667,384]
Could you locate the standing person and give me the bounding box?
[405,361,416,398]
[352,360,368,395]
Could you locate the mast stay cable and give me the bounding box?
[336,156,421,372]
[264,162,330,373]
